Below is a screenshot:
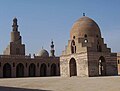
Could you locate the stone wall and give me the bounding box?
[0,55,60,78]
[60,52,88,77]
[88,52,118,76]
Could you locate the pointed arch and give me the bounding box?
[98,56,106,76]
[16,63,24,77]
[29,63,36,77]
[69,58,77,77]
[71,40,76,54]
[40,63,47,77]
[51,63,57,76]
[3,63,11,78]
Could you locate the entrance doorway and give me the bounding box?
[69,58,77,77]
[99,56,106,76]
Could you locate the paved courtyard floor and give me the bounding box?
[0,76,120,91]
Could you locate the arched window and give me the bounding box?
[3,63,11,78]
[40,63,47,77]
[98,56,106,76]
[71,40,76,54]
[73,36,75,39]
[69,58,77,77]
[29,63,36,77]
[84,34,87,38]
[97,40,102,52]
[16,63,24,77]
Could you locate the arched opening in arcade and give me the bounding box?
[98,56,106,76]
[29,63,36,77]
[51,63,57,76]
[40,63,47,77]
[69,58,77,77]
[3,63,11,78]
[16,63,24,77]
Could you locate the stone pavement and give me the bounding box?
[0,76,120,91]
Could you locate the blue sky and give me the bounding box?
[0,0,120,56]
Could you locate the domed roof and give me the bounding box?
[38,49,49,57]
[70,16,101,39]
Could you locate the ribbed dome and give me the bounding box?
[38,49,49,57]
[70,16,101,39]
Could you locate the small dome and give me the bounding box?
[70,16,101,39]
[38,49,49,57]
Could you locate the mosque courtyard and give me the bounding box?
[0,76,120,91]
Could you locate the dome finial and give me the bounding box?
[83,13,85,16]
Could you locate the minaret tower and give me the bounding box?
[12,17,18,31]
[11,17,22,44]
[3,17,25,55]
[50,40,55,57]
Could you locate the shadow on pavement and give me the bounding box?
[0,86,51,91]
